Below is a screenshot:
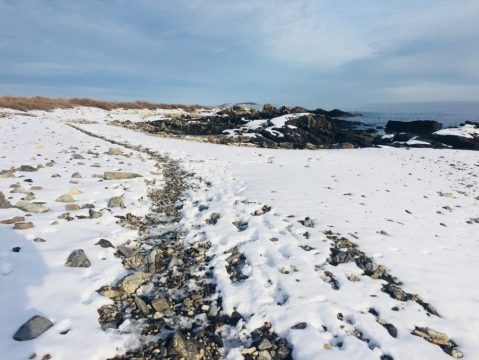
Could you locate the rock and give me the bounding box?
[258,339,273,350]
[71,172,82,178]
[118,271,151,294]
[151,297,170,312]
[291,322,307,329]
[134,296,150,315]
[168,331,203,360]
[65,204,81,211]
[89,209,102,219]
[65,249,91,267]
[95,239,114,248]
[1,216,25,224]
[15,201,50,214]
[33,237,46,243]
[108,196,125,208]
[18,165,37,172]
[252,205,271,216]
[14,222,34,230]
[385,120,442,135]
[205,212,221,225]
[257,350,272,360]
[116,245,134,257]
[298,216,314,227]
[13,315,53,341]
[12,246,21,252]
[0,191,12,208]
[0,169,15,178]
[104,172,142,180]
[55,194,75,203]
[107,147,123,155]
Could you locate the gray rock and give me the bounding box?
[89,209,102,219]
[116,245,134,257]
[108,196,125,208]
[0,169,15,178]
[55,194,75,203]
[15,201,50,214]
[258,339,273,350]
[134,296,150,315]
[118,271,151,294]
[0,191,12,208]
[95,239,114,248]
[13,315,53,341]
[257,350,272,360]
[18,165,37,172]
[168,331,202,360]
[104,172,142,180]
[65,249,91,267]
[71,172,82,178]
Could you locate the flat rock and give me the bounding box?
[1,216,25,224]
[104,172,142,180]
[14,222,34,230]
[15,200,50,214]
[65,249,91,267]
[13,315,53,341]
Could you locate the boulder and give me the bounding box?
[65,249,91,267]
[385,120,442,135]
[13,315,53,341]
[15,201,50,214]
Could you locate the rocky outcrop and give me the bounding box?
[385,120,443,135]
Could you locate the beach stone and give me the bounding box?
[95,239,114,248]
[65,204,81,211]
[104,172,142,180]
[168,331,203,360]
[0,169,15,178]
[14,222,34,230]
[65,249,91,267]
[89,209,102,218]
[1,216,25,224]
[107,147,123,155]
[108,196,125,208]
[13,315,53,341]
[118,271,151,294]
[55,194,75,203]
[0,191,12,208]
[18,165,37,172]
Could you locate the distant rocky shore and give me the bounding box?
[113,104,479,151]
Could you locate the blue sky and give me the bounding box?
[1,0,478,108]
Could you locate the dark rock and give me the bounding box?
[13,315,53,341]
[18,165,37,172]
[385,120,442,135]
[167,330,203,360]
[65,249,91,267]
[95,239,114,248]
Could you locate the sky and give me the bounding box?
[0,0,478,108]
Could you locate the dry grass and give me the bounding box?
[0,96,206,112]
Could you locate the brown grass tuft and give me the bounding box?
[0,96,206,112]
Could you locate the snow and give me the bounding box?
[1,108,478,359]
[434,124,479,139]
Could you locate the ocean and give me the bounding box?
[349,101,479,129]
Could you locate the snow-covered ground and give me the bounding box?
[1,108,478,359]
